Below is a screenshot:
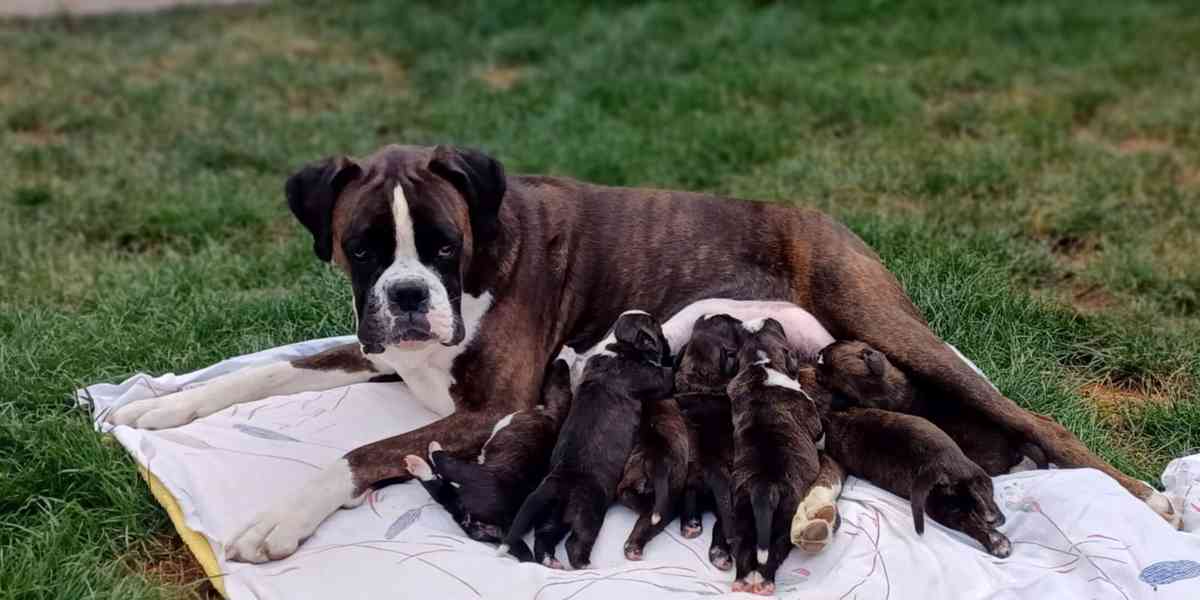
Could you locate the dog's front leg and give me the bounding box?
[226,409,500,563]
[107,343,387,429]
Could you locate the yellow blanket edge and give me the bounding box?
[138,466,229,598]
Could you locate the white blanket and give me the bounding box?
[83,336,1200,600]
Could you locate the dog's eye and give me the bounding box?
[437,244,456,260]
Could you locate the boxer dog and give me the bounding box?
[616,394,689,561]
[103,144,1176,564]
[818,340,1047,475]
[499,311,673,568]
[402,358,573,562]
[727,318,823,595]
[823,407,1013,557]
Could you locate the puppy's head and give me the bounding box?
[607,311,674,398]
[675,314,743,393]
[916,466,1009,556]
[736,318,800,378]
[286,145,505,354]
[816,340,912,411]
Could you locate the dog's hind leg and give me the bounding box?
[708,513,733,571]
[564,493,606,569]
[534,515,568,569]
[806,249,1180,526]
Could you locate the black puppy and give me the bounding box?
[615,394,689,560]
[727,318,823,596]
[500,311,674,569]
[818,340,1046,475]
[823,407,1012,557]
[672,313,744,570]
[404,359,573,563]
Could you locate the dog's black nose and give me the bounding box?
[388,282,430,313]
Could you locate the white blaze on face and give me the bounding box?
[370,184,456,344]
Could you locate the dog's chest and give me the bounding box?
[374,293,493,417]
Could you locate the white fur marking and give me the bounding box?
[477,412,517,464]
[753,350,770,366]
[651,513,662,525]
[743,318,767,333]
[757,548,769,563]
[746,571,764,586]
[620,309,650,317]
[405,456,435,482]
[763,368,802,391]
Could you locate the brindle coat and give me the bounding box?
[823,407,1012,557]
[818,340,1047,475]
[616,396,689,560]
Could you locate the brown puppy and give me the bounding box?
[818,340,1046,475]
[500,311,674,569]
[403,358,573,564]
[671,313,744,570]
[727,318,822,595]
[824,407,1012,557]
[616,395,689,560]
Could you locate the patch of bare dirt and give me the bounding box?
[477,65,525,91]
[131,534,221,599]
[1078,380,1169,425]
[1117,136,1173,154]
[1068,282,1117,313]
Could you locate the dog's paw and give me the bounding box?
[708,544,733,571]
[108,392,204,429]
[1145,488,1183,530]
[541,556,564,570]
[404,455,435,482]
[985,530,1012,558]
[623,542,644,561]
[681,518,703,539]
[791,501,838,553]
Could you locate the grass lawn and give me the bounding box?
[2,0,1198,597]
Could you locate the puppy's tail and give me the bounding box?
[751,484,779,564]
[499,478,556,559]
[910,475,932,535]
[651,461,671,525]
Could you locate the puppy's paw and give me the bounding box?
[791,502,838,553]
[708,544,733,571]
[541,556,564,570]
[404,455,435,482]
[985,530,1012,558]
[623,542,644,561]
[681,518,703,539]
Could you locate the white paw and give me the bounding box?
[108,389,209,429]
[1146,489,1183,530]
[226,459,360,563]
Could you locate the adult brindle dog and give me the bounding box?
[106,144,1178,563]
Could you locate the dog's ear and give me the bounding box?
[719,346,739,378]
[785,349,801,378]
[286,156,361,262]
[430,145,506,244]
[863,348,887,377]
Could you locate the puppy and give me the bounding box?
[403,358,573,563]
[500,311,674,569]
[615,394,689,560]
[672,313,744,570]
[727,318,823,595]
[823,407,1012,557]
[818,340,1046,475]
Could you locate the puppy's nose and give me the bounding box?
[388,282,429,313]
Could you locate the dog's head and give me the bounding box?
[915,464,1009,556]
[675,313,743,393]
[286,145,505,353]
[606,311,674,398]
[816,340,912,411]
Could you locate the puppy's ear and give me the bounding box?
[863,348,887,377]
[785,349,801,378]
[430,145,506,244]
[720,347,739,378]
[286,156,361,262]
[760,318,787,339]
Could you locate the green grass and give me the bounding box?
[1,0,1198,597]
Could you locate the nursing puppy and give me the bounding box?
[403,359,573,562]
[823,407,1012,557]
[672,313,744,570]
[727,318,823,595]
[500,311,674,569]
[818,341,1046,475]
[615,394,689,560]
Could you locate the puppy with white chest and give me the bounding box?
[500,311,674,569]
[727,318,823,595]
[403,358,573,563]
[822,407,1012,557]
